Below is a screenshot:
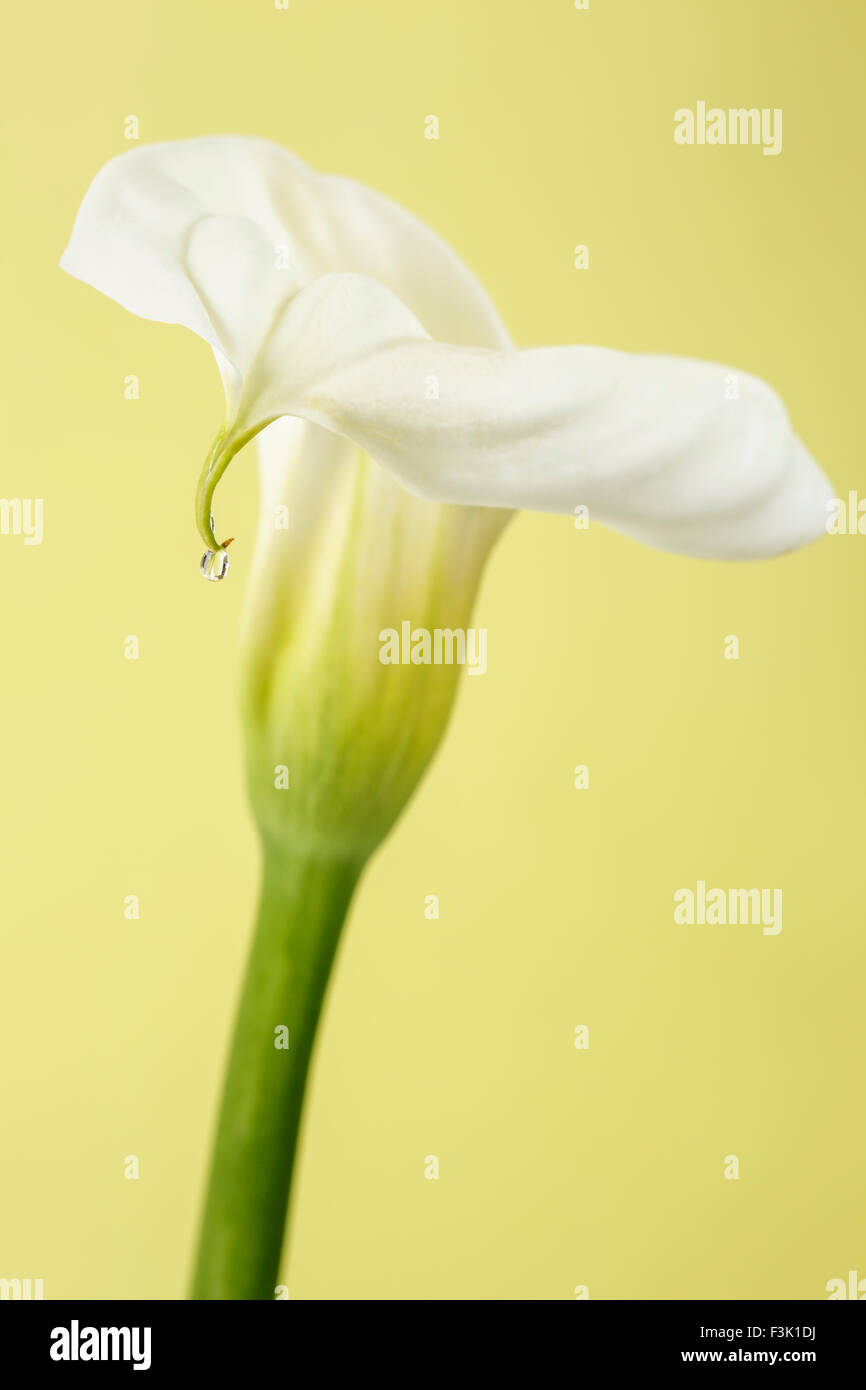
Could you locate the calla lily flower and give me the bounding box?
[62,136,830,567]
[60,136,832,1301]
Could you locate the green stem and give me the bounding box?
[190,838,363,1299]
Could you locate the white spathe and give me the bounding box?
[60,135,832,561]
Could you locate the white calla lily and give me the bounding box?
[60,136,833,1302]
[61,135,831,564]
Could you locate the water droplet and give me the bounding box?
[200,548,230,582]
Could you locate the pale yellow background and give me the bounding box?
[1,0,863,1300]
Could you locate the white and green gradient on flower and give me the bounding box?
[60,135,832,1300]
